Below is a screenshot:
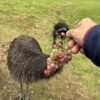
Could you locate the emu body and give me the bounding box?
[7,35,49,100]
[7,35,49,83]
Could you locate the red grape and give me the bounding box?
[44,32,72,76]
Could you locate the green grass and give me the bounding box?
[0,0,100,100]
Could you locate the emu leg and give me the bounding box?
[24,83,31,100]
[14,82,25,100]
[25,83,29,95]
[20,81,23,94]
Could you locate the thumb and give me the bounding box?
[66,29,76,39]
[66,29,81,45]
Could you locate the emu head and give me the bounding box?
[53,22,69,45]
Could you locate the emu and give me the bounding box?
[7,22,69,100]
[7,35,50,100]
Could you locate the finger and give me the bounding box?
[74,20,82,28]
[66,29,75,38]
[81,17,92,23]
[74,18,92,29]
[67,39,76,49]
[71,44,80,54]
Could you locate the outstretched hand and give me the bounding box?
[66,18,97,54]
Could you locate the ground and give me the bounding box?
[0,0,100,100]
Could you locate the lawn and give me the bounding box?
[0,0,100,100]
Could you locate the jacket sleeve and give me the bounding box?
[83,24,100,66]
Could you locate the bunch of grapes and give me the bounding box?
[44,33,72,76]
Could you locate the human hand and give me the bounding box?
[66,18,97,54]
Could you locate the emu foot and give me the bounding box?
[14,93,31,100]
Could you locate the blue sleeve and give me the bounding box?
[83,24,100,66]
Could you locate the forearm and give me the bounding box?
[83,24,100,66]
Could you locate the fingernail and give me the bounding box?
[66,32,69,38]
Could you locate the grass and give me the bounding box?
[0,0,100,100]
